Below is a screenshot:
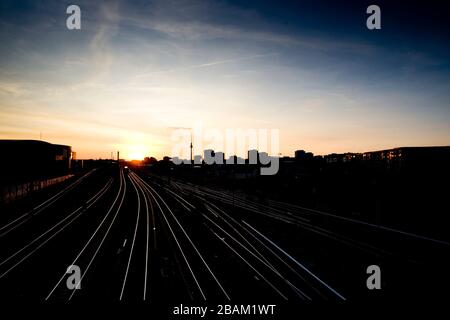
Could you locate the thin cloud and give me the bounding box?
[132,53,277,79]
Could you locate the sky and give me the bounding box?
[0,0,449,160]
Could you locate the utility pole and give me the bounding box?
[190,131,193,164]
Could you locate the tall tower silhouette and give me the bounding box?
[190,131,193,164]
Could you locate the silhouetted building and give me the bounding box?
[325,152,361,163]
[325,153,344,163]
[362,146,450,169]
[295,150,306,160]
[0,140,72,185]
[295,150,313,161]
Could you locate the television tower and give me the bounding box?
[190,131,193,164]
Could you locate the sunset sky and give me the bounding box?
[1,0,449,159]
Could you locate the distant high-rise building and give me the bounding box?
[295,150,306,160]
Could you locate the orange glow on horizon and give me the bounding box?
[125,144,149,161]
[127,151,145,161]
